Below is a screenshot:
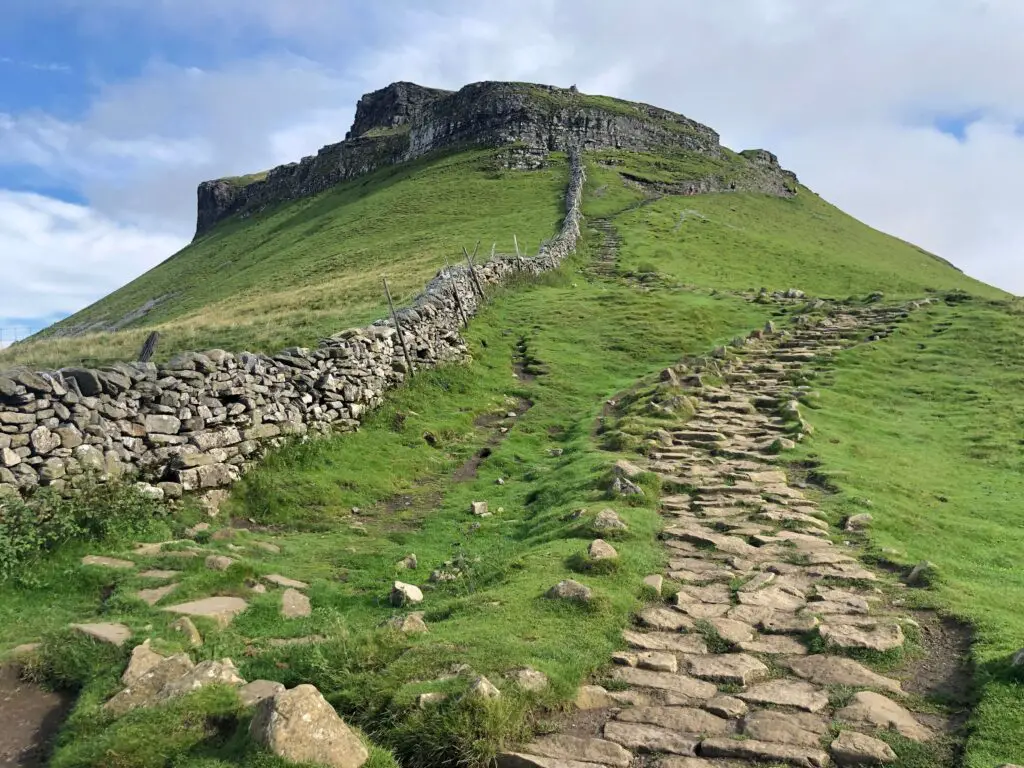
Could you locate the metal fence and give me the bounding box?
[0,326,43,349]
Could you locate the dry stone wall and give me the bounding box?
[0,153,585,501]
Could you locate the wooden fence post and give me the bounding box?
[463,246,486,299]
[444,255,470,328]
[383,277,415,378]
[137,331,160,363]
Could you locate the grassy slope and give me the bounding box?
[798,297,1024,767]
[2,150,567,369]
[586,153,1004,300]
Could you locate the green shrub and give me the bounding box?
[0,482,164,583]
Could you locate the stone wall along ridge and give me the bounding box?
[0,150,585,501]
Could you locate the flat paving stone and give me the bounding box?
[138,569,181,580]
[836,691,932,742]
[136,583,178,606]
[265,574,309,589]
[738,635,808,655]
[688,653,769,686]
[787,655,902,694]
[708,618,755,645]
[163,596,248,628]
[737,679,829,712]
[638,607,694,631]
[518,735,633,767]
[700,737,829,768]
[602,721,699,756]
[830,730,898,765]
[623,630,707,654]
[70,622,131,646]
[610,667,717,700]
[280,588,311,618]
[742,709,829,747]
[820,622,905,652]
[616,706,731,735]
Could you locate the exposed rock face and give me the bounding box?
[194,80,796,237]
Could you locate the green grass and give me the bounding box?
[3,149,567,369]
[796,296,1024,767]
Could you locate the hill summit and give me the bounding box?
[195,80,797,236]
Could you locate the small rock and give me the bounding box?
[469,675,501,699]
[281,588,312,618]
[249,684,369,768]
[636,651,678,673]
[418,692,447,708]
[170,617,202,646]
[122,641,165,685]
[265,574,309,589]
[575,684,615,709]
[398,554,418,570]
[239,679,286,707]
[470,501,490,516]
[185,522,211,537]
[546,579,593,602]
[907,560,937,586]
[642,574,664,593]
[104,653,196,715]
[205,555,236,571]
[387,612,428,634]
[837,691,932,742]
[844,513,873,531]
[593,508,627,532]
[70,622,131,647]
[253,542,281,554]
[704,695,747,719]
[511,667,549,692]
[390,581,423,606]
[831,730,898,765]
[589,539,618,560]
[614,459,644,479]
[158,658,245,700]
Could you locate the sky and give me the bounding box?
[1,0,1022,343]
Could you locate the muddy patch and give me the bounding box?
[453,397,533,483]
[901,611,975,709]
[0,665,73,767]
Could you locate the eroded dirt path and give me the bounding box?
[502,301,970,768]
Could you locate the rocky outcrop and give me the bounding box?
[194,80,751,237]
[0,154,585,499]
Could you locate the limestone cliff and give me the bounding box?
[194,80,793,237]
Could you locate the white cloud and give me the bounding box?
[0,191,185,322]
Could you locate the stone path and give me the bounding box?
[502,301,945,768]
[587,219,621,279]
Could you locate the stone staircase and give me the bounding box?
[500,302,945,768]
[587,219,621,279]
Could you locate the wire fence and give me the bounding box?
[0,326,44,349]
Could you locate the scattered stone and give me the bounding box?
[603,721,698,756]
[387,612,428,634]
[614,459,644,479]
[122,641,165,685]
[787,655,902,694]
[471,501,490,516]
[398,554,418,570]
[617,706,730,735]
[820,622,904,652]
[704,695,747,719]
[738,680,829,712]
[70,622,131,647]
[588,539,618,560]
[417,692,447,708]
[390,581,423,606]
[642,574,664,593]
[593,508,628,531]
[688,653,769,686]
[81,555,135,569]
[837,691,932,742]
[163,596,249,628]
[104,653,197,715]
[546,579,592,603]
[575,684,616,709]
[249,684,369,768]
[185,522,211,537]
[906,560,937,586]
[265,574,310,589]
[254,542,281,554]
[170,616,202,646]
[159,658,246,700]
[205,555,236,571]
[239,679,286,707]
[517,735,633,767]
[137,583,178,606]
[469,675,501,699]
[830,730,898,765]
[700,737,829,768]
[139,569,180,580]
[281,588,312,618]
[844,513,873,531]
[510,667,549,692]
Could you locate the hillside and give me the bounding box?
[1,81,1022,768]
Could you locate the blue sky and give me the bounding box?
[2,0,1023,344]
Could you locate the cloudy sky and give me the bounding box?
[1,0,1021,340]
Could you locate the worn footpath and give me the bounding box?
[501,301,954,768]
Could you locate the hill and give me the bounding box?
[1,81,1021,768]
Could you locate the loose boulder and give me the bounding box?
[250,684,369,768]
[546,579,593,603]
[390,581,423,606]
